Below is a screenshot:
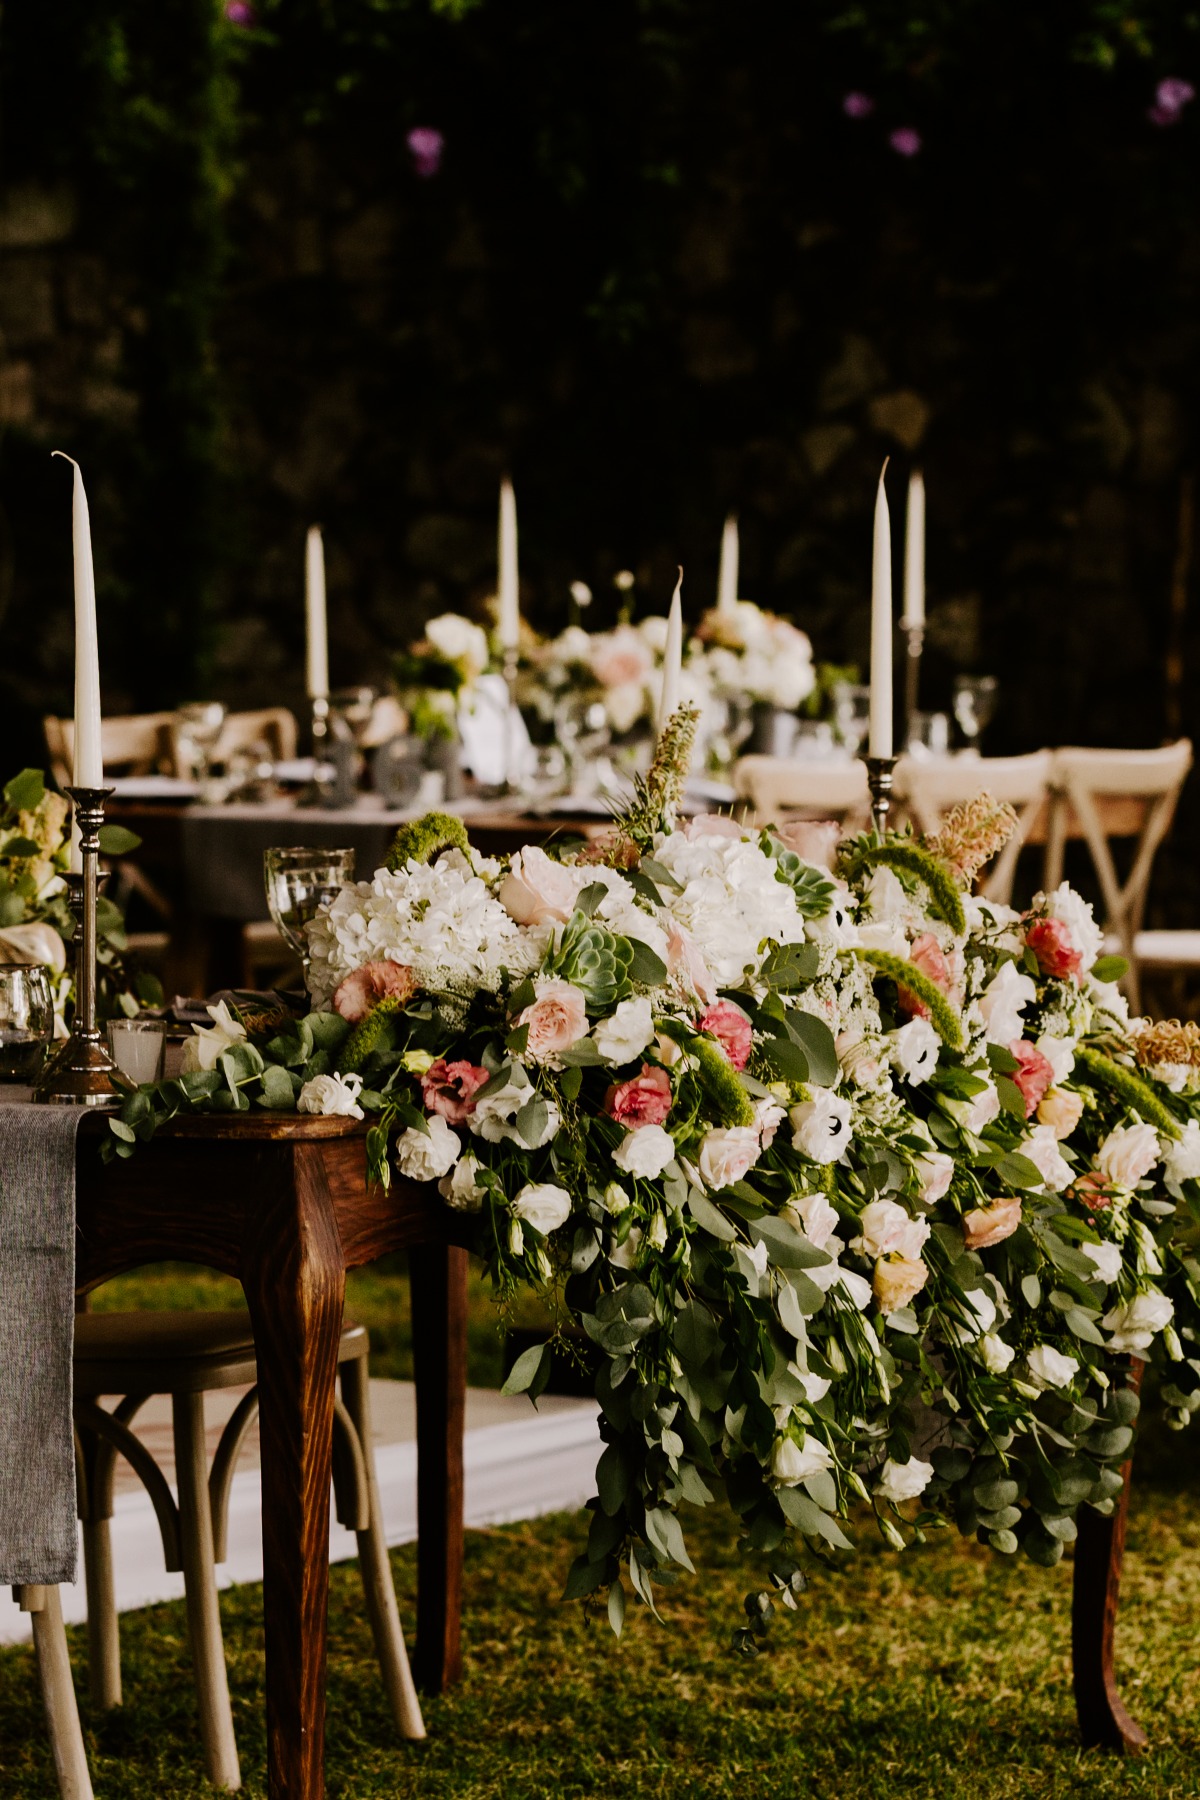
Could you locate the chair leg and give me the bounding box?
[19,1585,95,1800]
[339,1356,427,1740]
[172,1391,242,1790]
[81,1518,121,1709]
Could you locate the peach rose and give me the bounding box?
[333,959,418,1023]
[698,1000,753,1070]
[961,1197,1023,1250]
[873,1255,928,1312]
[1010,1039,1055,1118]
[518,978,589,1063]
[771,819,842,870]
[1037,1085,1084,1139]
[498,846,581,927]
[420,1058,489,1125]
[1026,915,1083,980]
[605,1064,672,1128]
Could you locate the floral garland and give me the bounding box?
[108,725,1200,1640]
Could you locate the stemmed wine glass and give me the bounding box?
[173,702,228,784]
[264,846,356,973]
[952,676,998,752]
[832,682,872,757]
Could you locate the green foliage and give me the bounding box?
[1074,1045,1182,1140]
[384,810,471,870]
[849,946,965,1050]
[760,832,839,919]
[619,705,700,846]
[336,998,400,1074]
[842,839,967,935]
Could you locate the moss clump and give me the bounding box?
[384,811,471,871]
[691,1035,756,1128]
[338,997,404,1074]
[849,947,964,1051]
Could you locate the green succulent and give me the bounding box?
[550,911,633,1012]
[761,833,838,919]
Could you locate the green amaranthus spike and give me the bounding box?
[1074,1045,1182,1140]
[618,704,700,845]
[849,947,964,1051]
[690,1036,756,1128]
[847,841,966,935]
[385,811,471,871]
[338,997,404,1074]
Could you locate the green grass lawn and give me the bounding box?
[3,1262,1198,1796]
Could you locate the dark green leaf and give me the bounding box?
[1091,955,1129,985]
[500,1341,550,1398]
[686,1188,739,1240]
[627,938,667,986]
[785,1010,839,1087]
[761,1035,809,1084]
[97,824,143,856]
[3,769,45,812]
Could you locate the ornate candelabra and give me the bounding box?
[900,619,924,748]
[864,755,899,841]
[35,787,131,1107]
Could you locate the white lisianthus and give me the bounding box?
[915,1151,954,1203]
[790,1089,853,1163]
[754,1096,787,1147]
[1102,1288,1174,1353]
[439,1152,487,1212]
[612,1124,676,1181]
[978,959,1037,1046]
[806,1257,873,1311]
[943,1287,996,1345]
[470,1077,561,1148]
[602,1181,631,1214]
[944,1080,1001,1137]
[977,1332,1015,1373]
[609,1224,643,1269]
[1021,1123,1074,1193]
[1025,1344,1079,1389]
[837,1027,885,1087]
[1162,1118,1200,1192]
[853,1198,930,1263]
[1036,1032,1076,1084]
[786,1363,832,1403]
[1079,1239,1123,1286]
[785,1190,840,1249]
[1096,1121,1161,1189]
[770,1432,833,1486]
[181,999,248,1073]
[395,1114,461,1182]
[591,995,656,1066]
[297,1071,365,1119]
[512,1182,572,1237]
[888,1017,940,1084]
[875,1456,933,1505]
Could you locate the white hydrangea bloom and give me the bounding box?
[652,828,808,985]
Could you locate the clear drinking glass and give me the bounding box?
[106,1017,167,1085]
[952,675,999,750]
[906,710,952,759]
[0,963,55,1082]
[174,701,228,783]
[832,682,872,756]
[264,847,356,967]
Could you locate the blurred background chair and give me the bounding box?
[897,750,1054,905]
[1044,740,1194,1011]
[43,711,177,787]
[10,1584,93,1799]
[732,755,870,833]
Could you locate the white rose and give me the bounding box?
[1163,1118,1200,1190]
[944,1287,996,1345]
[425,611,489,677]
[837,1028,885,1087]
[470,1077,561,1147]
[978,1332,1015,1373]
[1096,1121,1161,1189]
[591,996,656,1066]
[854,1197,930,1263]
[1036,1032,1076,1084]
[181,999,247,1073]
[439,1152,486,1212]
[395,1114,461,1182]
[915,1151,954,1203]
[978,959,1037,1046]
[945,1080,1001,1137]
[1021,1123,1074,1193]
[786,1190,840,1249]
[790,1090,853,1163]
[297,1071,365,1119]
[1102,1288,1174,1354]
[698,1125,762,1192]
[612,1124,676,1181]
[875,1456,933,1505]
[770,1432,833,1487]
[889,1017,940,1085]
[1079,1239,1123,1285]
[512,1181,572,1237]
[1025,1343,1079,1389]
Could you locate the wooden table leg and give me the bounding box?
[1071,1366,1148,1754]
[410,1242,468,1692]
[242,1143,347,1799]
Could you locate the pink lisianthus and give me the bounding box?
[698,1000,753,1070]
[1025,915,1083,980]
[1009,1039,1055,1118]
[420,1058,489,1124]
[605,1064,672,1128]
[333,959,418,1024]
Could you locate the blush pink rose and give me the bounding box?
[498,846,580,927]
[518,978,589,1062]
[1026,915,1083,980]
[961,1197,1023,1250]
[684,813,745,842]
[666,921,716,1004]
[592,626,653,689]
[420,1058,489,1124]
[1071,1172,1114,1214]
[897,932,962,1019]
[771,819,842,870]
[605,1063,672,1128]
[698,1000,753,1070]
[332,959,417,1023]
[1010,1039,1055,1118]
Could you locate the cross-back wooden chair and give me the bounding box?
[897,751,1054,905]
[10,1584,94,1799]
[43,712,177,788]
[1043,741,1193,1012]
[196,706,299,773]
[732,755,871,832]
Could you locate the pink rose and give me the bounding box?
[518,978,589,1063]
[498,847,580,927]
[771,819,842,870]
[698,1000,753,1070]
[1010,1039,1055,1118]
[592,626,653,689]
[684,813,745,842]
[605,1063,672,1128]
[1026,916,1083,980]
[666,921,716,1004]
[333,959,418,1023]
[420,1058,489,1124]
[697,1125,761,1191]
[961,1197,1023,1250]
[897,932,963,1018]
[1071,1172,1114,1214]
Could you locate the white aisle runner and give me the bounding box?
[0,1394,601,1645]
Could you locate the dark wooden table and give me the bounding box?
[75,1112,470,1800]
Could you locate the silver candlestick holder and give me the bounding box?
[35,786,132,1107]
[864,755,899,841]
[311,694,330,751]
[499,645,522,797]
[900,619,924,747]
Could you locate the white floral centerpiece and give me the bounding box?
[110,718,1200,1641]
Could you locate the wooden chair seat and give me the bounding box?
[75,1310,366,1395]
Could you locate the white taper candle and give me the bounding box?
[902,469,925,628]
[498,478,520,651]
[716,513,739,615]
[868,462,894,758]
[657,568,684,731]
[305,525,329,700]
[52,454,102,872]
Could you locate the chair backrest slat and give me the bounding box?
[897,751,1053,906]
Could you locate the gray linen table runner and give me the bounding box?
[0,1094,87,1584]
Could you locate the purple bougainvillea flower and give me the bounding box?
[889,127,922,157]
[224,1,255,23]
[843,92,875,119]
[1157,77,1195,111]
[407,127,445,178]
